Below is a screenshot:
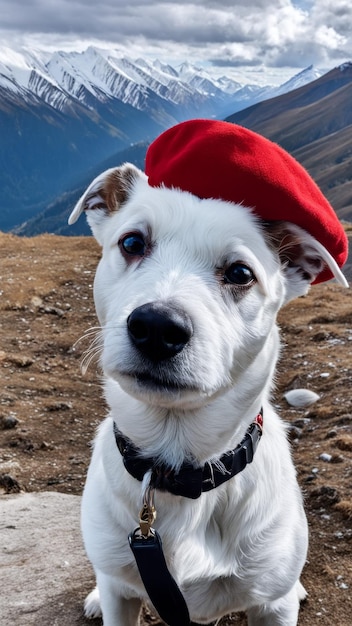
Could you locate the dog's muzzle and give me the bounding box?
[127,302,193,363]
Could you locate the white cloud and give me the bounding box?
[0,0,350,76]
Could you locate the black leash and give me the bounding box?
[122,410,263,626]
[129,528,191,626]
[129,485,191,625]
[129,528,216,626]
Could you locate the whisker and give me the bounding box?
[81,346,103,375]
[74,326,105,375]
[72,324,122,374]
[73,326,101,349]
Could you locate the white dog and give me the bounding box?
[69,129,347,626]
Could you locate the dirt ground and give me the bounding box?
[0,232,351,625]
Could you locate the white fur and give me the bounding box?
[69,164,346,626]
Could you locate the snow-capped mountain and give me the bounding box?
[0,45,326,232]
[273,65,323,97]
[0,46,232,116]
[0,45,323,119]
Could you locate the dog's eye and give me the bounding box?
[119,233,146,257]
[224,263,255,286]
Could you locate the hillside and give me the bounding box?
[0,232,351,625]
[0,89,168,232]
[227,63,352,220]
[12,142,148,237]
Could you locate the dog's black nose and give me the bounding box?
[127,302,193,362]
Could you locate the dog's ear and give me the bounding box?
[265,221,348,302]
[68,163,146,243]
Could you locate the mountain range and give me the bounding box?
[13,58,352,239]
[226,62,352,222]
[0,46,323,232]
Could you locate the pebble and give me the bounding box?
[319,453,332,462]
[287,425,303,441]
[46,401,72,412]
[312,331,329,342]
[0,416,19,430]
[284,388,320,408]
[30,295,43,307]
[9,355,34,367]
[43,306,65,317]
[292,417,311,428]
[0,474,21,494]
[305,474,317,483]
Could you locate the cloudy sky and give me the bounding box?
[0,0,351,83]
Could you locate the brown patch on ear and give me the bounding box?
[263,221,302,265]
[100,165,139,213]
[263,221,325,283]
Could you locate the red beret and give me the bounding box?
[145,119,348,284]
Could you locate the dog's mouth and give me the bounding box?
[115,366,199,397]
[118,369,211,409]
[110,361,221,408]
[124,370,193,393]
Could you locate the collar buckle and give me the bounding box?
[245,417,263,462]
[138,486,156,538]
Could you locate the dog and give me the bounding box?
[69,121,348,626]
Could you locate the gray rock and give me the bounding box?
[284,388,320,408]
[0,491,95,625]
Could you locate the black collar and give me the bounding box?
[113,409,263,499]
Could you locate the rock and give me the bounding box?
[0,416,19,430]
[284,388,320,408]
[0,492,94,625]
[287,425,303,441]
[8,355,34,367]
[45,401,72,412]
[319,453,332,462]
[292,417,311,429]
[305,474,318,483]
[309,485,340,508]
[42,306,65,317]
[325,429,338,439]
[30,296,43,307]
[312,331,330,342]
[338,582,349,590]
[0,474,21,493]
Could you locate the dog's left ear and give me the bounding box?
[265,221,348,302]
[68,163,146,243]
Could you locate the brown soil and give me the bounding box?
[1,232,351,625]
